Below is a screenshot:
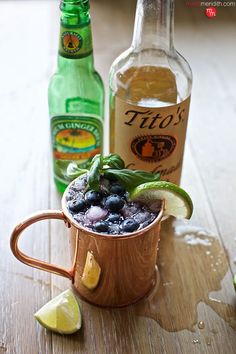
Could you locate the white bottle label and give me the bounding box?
[113,96,191,185]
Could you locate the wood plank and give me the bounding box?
[0,2,53,353]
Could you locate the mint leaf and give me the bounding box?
[66,162,88,181]
[88,155,103,191]
[104,169,160,192]
[103,154,125,169]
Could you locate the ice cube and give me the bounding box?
[66,190,77,201]
[134,211,151,224]
[73,177,87,191]
[74,213,86,224]
[86,206,108,223]
[108,224,120,235]
[121,203,140,217]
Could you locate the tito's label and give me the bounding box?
[51,115,103,162]
[59,23,93,59]
[113,96,191,185]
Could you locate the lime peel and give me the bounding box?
[34,289,82,334]
[130,181,193,219]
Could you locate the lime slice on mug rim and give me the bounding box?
[130,181,193,219]
[35,289,82,334]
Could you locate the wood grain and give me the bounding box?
[1,0,236,353]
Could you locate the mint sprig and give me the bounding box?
[88,155,102,191]
[66,154,160,192]
[103,168,160,192]
[103,154,125,169]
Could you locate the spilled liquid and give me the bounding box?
[135,218,236,332]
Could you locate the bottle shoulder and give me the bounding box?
[49,66,104,93]
[109,47,192,103]
[48,66,104,117]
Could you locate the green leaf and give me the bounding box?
[66,162,88,181]
[103,154,125,169]
[104,169,160,192]
[88,155,103,191]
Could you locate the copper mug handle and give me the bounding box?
[10,210,74,280]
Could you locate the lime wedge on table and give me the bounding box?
[130,181,193,219]
[35,289,82,334]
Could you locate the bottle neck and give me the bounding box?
[58,0,93,64]
[131,0,174,52]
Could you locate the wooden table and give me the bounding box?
[1,0,236,353]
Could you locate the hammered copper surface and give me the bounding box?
[69,220,162,307]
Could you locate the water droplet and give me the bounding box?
[211,328,218,335]
[209,297,222,304]
[206,251,211,255]
[192,339,200,344]
[163,281,173,287]
[184,234,212,246]
[205,336,211,346]
[198,321,205,329]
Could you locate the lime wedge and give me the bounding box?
[130,181,193,219]
[34,289,82,334]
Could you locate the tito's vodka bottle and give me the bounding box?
[109,0,192,185]
[49,0,104,193]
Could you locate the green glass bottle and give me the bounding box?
[49,0,104,193]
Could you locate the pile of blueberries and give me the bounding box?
[66,175,157,235]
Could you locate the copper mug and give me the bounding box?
[10,180,164,307]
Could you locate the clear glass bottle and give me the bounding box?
[109,0,192,185]
[49,0,104,193]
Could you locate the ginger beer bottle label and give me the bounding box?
[113,96,191,185]
[51,115,103,183]
[59,23,93,59]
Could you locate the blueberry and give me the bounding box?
[121,218,139,233]
[68,199,86,213]
[106,213,122,223]
[85,190,102,205]
[104,195,125,212]
[94,221,109,233]
[110,183,126,196]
